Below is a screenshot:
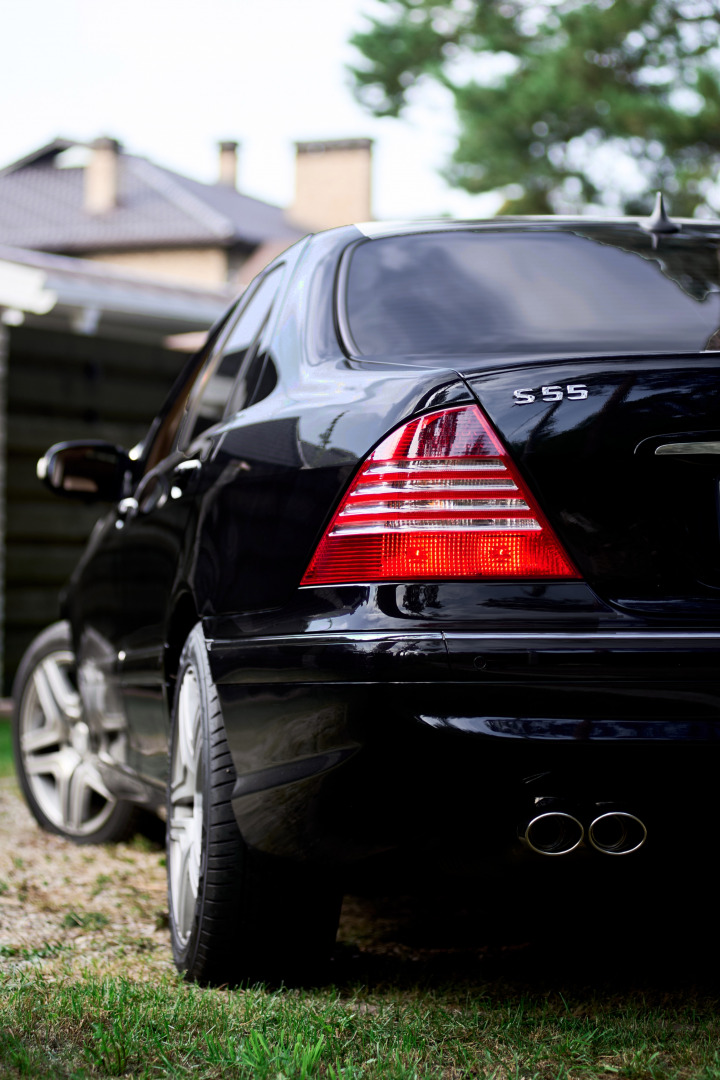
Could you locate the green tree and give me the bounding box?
[350,0,720,214]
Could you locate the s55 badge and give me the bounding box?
[513,384,588,404]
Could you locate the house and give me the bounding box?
[0,136,374,288]
[0,134,374,690]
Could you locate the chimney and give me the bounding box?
[218,140,239,188]
[84,137,121,214]
[290,138,373,231]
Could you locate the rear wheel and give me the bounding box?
[167,624,341,985]
[12,621,136,843]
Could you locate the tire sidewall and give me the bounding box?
[165,623,341,985]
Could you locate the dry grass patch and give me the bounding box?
[0,779,170,981]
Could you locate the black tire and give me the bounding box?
[167,623,342,985]
[11,620,137,844]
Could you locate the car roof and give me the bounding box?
[352,216,720,240]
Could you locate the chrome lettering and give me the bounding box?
[513,383,590,404]
[513,388,536,404]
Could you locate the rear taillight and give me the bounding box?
[301,405,579,585]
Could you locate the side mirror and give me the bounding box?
[37,441,133,502]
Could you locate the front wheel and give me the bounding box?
[12,621,136,843]
[167,624,342,985]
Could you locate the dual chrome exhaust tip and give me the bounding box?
[523,804,647,857]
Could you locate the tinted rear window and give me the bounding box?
[344,229,720,359]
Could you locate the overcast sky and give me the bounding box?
[1,0,500,220]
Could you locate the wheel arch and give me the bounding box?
[164,591,202,703]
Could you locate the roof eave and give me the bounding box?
[0,244,232,344]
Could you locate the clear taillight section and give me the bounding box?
[301,405,579,584]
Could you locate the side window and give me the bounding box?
[181,267,283,446]
[140,298,242,475]
[225,347,278,416]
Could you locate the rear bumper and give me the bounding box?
[206,628,720,871]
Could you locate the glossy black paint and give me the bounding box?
[55,219,720,878]
[466,356,720,609]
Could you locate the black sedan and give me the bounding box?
[12,207,720,983]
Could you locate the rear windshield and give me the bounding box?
[344,229,720,359]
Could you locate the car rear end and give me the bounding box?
[208,219,720,888]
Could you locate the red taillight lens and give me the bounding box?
[301,405,579,585]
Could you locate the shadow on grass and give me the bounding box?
[330,887,720,1002]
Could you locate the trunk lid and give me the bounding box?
[464,354,720,617]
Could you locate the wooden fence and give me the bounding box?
[3,325,186,692]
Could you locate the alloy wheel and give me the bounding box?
[18,649,117,837]
[168,667,204,947]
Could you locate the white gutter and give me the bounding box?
[0,246,232,340]
[0,260,57,316]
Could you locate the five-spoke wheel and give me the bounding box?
[12,622,135,843]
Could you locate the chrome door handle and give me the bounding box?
[655,442,720,456]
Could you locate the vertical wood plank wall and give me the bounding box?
[3,326,186,693]
[0,322,8,691]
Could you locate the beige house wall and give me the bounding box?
[235,238,297,286]
[87,247,229,286]
[290,144,372,232]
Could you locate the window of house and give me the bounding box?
[181,266,284,447]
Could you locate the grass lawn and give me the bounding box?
[0,720,14,778]
[2,953,720,1079]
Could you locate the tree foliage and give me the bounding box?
[349,0,720,214]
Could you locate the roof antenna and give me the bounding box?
[642,191,680,238]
